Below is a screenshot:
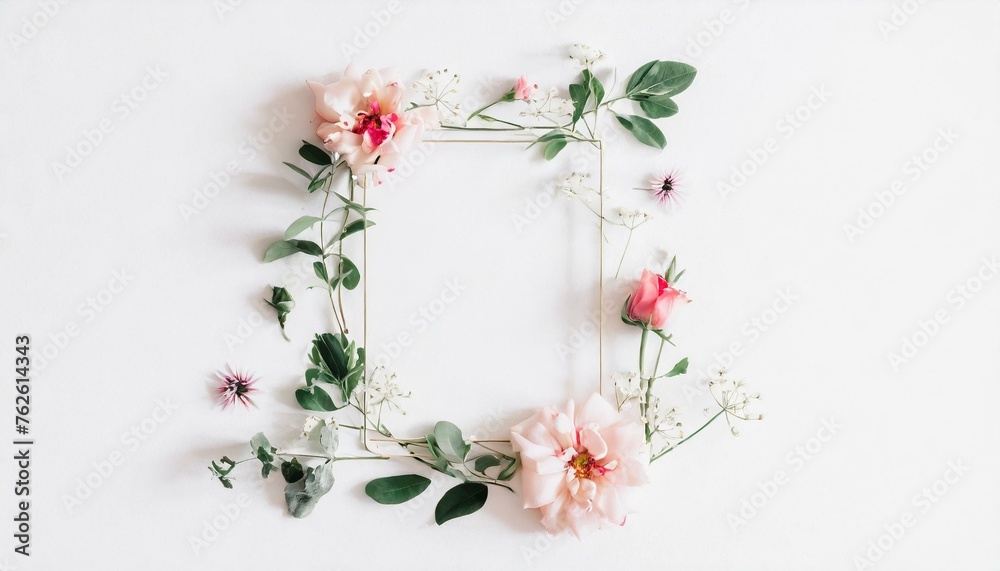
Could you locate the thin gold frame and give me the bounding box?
[360,137,605,458]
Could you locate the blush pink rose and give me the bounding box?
[307,65,439,184]
[510,394,650,537]
[626,269,689,330]
[513,74,537,101]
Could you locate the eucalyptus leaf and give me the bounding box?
[295,386,338,411]
[433,421,471,462]
[263,239,323,262]
[284,462,335,518]
[319,423,339,455]
[614,114,666,149]
[282,162,312,180]
[664,357,689,377]
[313,261,329,282]
[340,219,374,241]
[638,96,679,119]
[544,139,568,160]
[435,483,488,525]
[365,474,432,505]
[497,456,519,481]
[299,141,332,166]
[473,455,501,474]
[569,83,587,126]
[338,257,360,290]
[280,458,304,483]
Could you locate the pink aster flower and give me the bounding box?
[649,170,681,205]
[307,65,440,184]
[513,74,537,101]
[510,394,650,537]
[215,366,259,410]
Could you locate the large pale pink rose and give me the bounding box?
[625,269,689,330]
[307,65,439,183]
[510,394,650,537]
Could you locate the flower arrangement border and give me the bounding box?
[208,51,764,535]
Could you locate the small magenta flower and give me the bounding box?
[648,170,680,205]
[215,366,259,409]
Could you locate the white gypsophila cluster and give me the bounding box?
[359,366,411,415]
[569,43,607,69]
[648,398,684,443]
[618,209,651,228]
[556,172,596,201]
[612,371,642,410]
[411,69,464,126]
[707,371,764,436]
[520,87,575,120]
[300,415,337,439]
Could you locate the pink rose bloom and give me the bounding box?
[510,394,650,537]
[513,74,537,101]
[307,65,439,184]
[626,269,689,330]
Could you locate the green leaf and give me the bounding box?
[338,257,360,290]
[283,216,322,240]
[583,69,604,107]
[250,433,277,479]
[319,423,339,455]
[664,357,689,377]
[263,239,323,262]
[295,386,338,411]
[365,474,432,505]
[299,141,332,166]
[433,421,471,462]
[621,295,640,327]
[629,61,697,97]
[331,191,375,215]
[284,463,335,518]
[265,286,294,339]
[340,219,374,242]
[283,162,312,180]
[473,455,501,474]
[497,456,519,481]
[638,96,679,119]
[544,139,568,160]
[569,83,588,126]
[614,114,666,149]
[280,459,304,483]
[626,60,658,95]
[653,329,676,346]
[315,333,349,378]
[313,261,328,283]
[435,483,488,525]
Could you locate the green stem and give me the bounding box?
[644,338,666,439]
[650,408,726,462]
[615,226,634,279]
[318,182,345,335]
[638,329,649,439]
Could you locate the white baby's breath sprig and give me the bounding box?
[412,68,464,126]
[612,371,642,411]
[359,366,411,416]
[520,87,574,121]
[569,44,607,69]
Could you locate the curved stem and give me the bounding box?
[318,183,345,335]
[650,408,725,462]
[615,226,634,279]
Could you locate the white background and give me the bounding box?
[1,1,998,569]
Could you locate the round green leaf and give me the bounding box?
[435,482,488,525]
[365,474,432,505]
